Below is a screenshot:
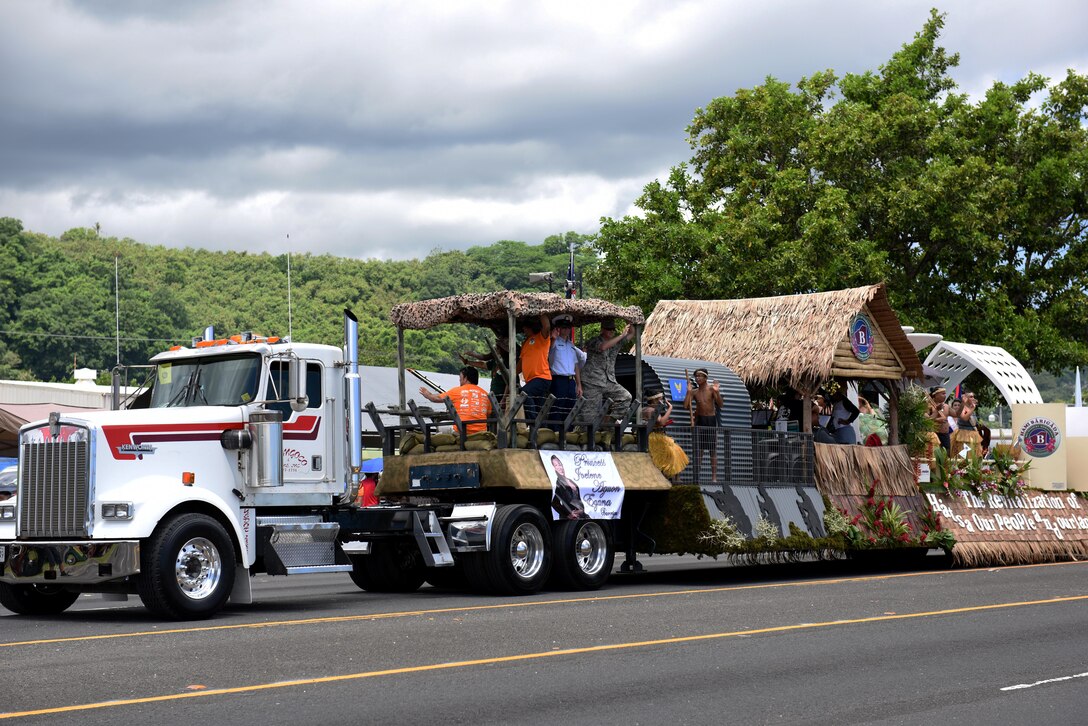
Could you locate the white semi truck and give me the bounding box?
[0,302,676,619]
[0,296,821,620]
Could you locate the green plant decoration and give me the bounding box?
[896,384,937,458]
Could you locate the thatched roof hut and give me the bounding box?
[641,284,921,392]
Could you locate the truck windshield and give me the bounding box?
[150,353,262,408]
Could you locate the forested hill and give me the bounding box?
[0,217,596,382]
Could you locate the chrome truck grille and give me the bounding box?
[19,437,92,538]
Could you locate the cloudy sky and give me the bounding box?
[2,1,1085,261]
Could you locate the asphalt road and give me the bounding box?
[1,556,1087,725]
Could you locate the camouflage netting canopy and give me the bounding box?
[390,291,645,331]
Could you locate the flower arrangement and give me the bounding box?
[822,504,852,537]
[917,501,956,552]
[754,516,781,541]
[698,516,746,550]
[922,447,1030,501]
[988,445,1031,497]
[844,483,917,549]
[927,446,964,496]
[959,452,999,499]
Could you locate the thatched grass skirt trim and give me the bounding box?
[814,443,916,496]
[649,432,689,478]
[952,539,1088,567]
[950,429,982,458]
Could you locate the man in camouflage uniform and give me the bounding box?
[580,318,634,423]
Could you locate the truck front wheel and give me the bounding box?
[0,583,80,615]
[137,513,236,620]
[463,504,551,595]
[550,520,614,590]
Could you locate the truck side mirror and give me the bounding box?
[288,357,308,412]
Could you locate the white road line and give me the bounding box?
[1001,671,1088,691]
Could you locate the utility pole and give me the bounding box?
[565,240,576,299]
[114,252,121,367]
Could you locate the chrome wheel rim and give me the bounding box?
[574,522,608,576]
[175,537,223,600]
[509,522,545,581]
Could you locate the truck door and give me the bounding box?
[266,360,327,486]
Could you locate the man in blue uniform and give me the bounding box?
[548,315,585,430]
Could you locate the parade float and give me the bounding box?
[640,284,1088,565]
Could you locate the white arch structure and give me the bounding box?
[923,341,1042,405]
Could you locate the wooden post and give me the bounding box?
[634,324,643,405]
[801,387,813,433]
[888,382,900,446]
[397,327,407,429]
[506,304,517,415]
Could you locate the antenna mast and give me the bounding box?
[286,234,293,341]
[114,251,121,366]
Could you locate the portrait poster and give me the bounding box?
[539,450,625,521]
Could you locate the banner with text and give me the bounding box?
[926,490,1088,563]
[540,450,624,521]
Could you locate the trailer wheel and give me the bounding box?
[463,504,551,596]
[550,520,614,590]
[348,540,425,593]
[0,583,80,615]
[137,513,236,620]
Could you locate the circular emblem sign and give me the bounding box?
[1018,417,1061,458]
[850,314,874,362]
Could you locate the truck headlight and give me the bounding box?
[101,502,134,520]
[0,504,14,520]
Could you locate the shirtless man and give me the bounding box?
[684,368,724,483]
[928,387,950,452]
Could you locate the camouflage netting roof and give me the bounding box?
[390,291,645,331]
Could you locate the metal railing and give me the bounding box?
[366,397,814,489]
[668,426,814,488]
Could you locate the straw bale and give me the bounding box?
[642,283,922,390]
[378,448,670,493]
[391,291,645,331]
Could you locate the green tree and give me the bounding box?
[0,219,602,380]
[591,10,1088,374]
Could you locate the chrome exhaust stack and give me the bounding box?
[247,410,284,487]
[343,310,362,503]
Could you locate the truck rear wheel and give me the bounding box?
[550,520,614,590]
[137,513,236,620]
[463,504,551,595]
[349,540,425,593]
[0,583,80,615]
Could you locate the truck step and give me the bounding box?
[256,515,325,527]
[261,521,350,575]
[413,510,455,568]
[284,564,354,575]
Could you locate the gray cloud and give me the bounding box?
[1,0,1085,260]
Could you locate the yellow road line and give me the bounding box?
[2,593,1086,721]
[1,559,1084,649]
